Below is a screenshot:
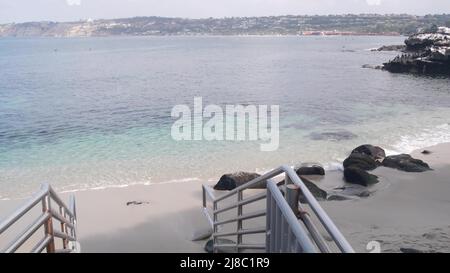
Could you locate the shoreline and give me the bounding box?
[1,142,450,252]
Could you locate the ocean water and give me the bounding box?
[1,36,450,199]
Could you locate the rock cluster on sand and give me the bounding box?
[382,26,450,75]
[382,154,432,172]
[342,144,432,187]
[212,145,432,201]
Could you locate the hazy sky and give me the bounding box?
[1,0,449,24]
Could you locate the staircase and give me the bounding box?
[202,165,354,253]
[0,183,79,253]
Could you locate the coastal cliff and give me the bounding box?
[1,14,450,37]
[383,26,450,75]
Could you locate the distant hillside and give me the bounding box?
[1,14,450,37]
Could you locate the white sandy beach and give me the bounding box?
[1,143,450,253]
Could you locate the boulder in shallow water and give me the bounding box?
[382,154,432,172]
[351,144,386,161]
[295,163,325,176]
[343,153,379,171]
[309,130,357,141]
[344,167,379,186]
[213,172,266,190]
[400,248,424,253]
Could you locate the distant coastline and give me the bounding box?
[1,14,449,37]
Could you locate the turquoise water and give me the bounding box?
[1,36,450,198]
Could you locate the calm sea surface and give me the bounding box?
[1,36,450,198]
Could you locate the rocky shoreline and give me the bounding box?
[212,144,432,202]
[376,26,450,75]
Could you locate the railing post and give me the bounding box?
[59,206,68,249]
[202,186,206,208]
[212,200,217,253]
[237,190,243,253]
[69,195,77,241]
[285,184,300,215]
[42,194,55,253]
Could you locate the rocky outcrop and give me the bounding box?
[213,172,266,190]
[372,45,406,52]
[382,154,432,172]
[383,26,450,75]
[362,64,384,70]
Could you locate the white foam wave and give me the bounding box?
[391,123,450,154]
[59,177,201,194]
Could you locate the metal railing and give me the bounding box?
[0,183,79,253]
[202,165,354,253]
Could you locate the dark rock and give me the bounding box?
[204,239,236,253]
[362,64,383,70]
[213,172,266,190]
[421,150,432,155]
[344,167,379,186]
[400,248,424,253]
[331,185,373,198]
[279,175,327,202]
[126,201,149,206]
[358,191,372,198]
[374,45,406,52]
[297,176,328,202]
[382,154,432,172]
[383,27,450,75]
[295,163,325,176]
[327,194,351,201]
[309,130,357,141]
[351,144,386,161]
[343,153,379,171]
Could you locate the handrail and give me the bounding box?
[202,165,354,253]
[281,166,354,253]
[0,187,48,234]
[266,180,316,253]
[0,183,79,253]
